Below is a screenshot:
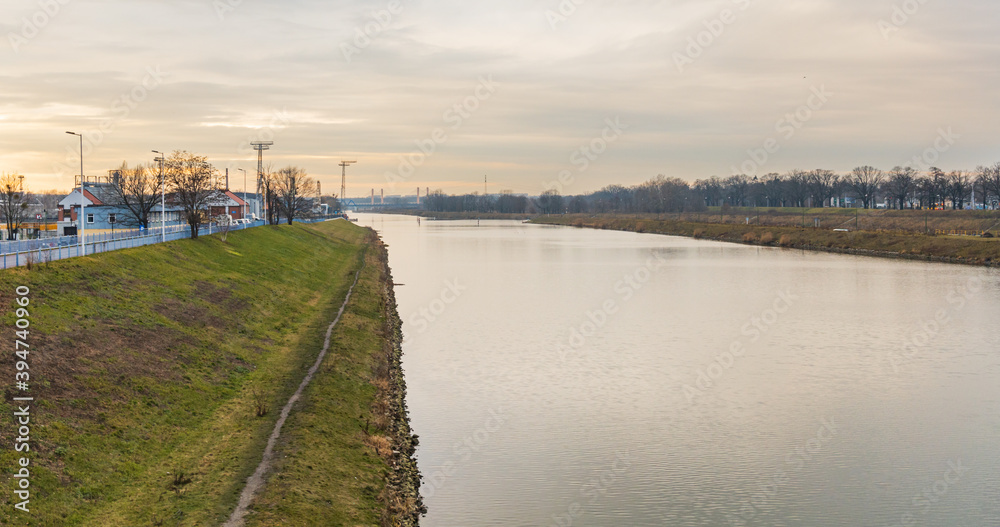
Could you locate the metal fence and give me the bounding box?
[0,220,268,270]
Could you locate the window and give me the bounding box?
[87,213,95,224]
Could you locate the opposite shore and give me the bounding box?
[532,214,1000,267]
[376,210,1000,267]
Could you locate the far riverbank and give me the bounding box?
[531,214,1000,267]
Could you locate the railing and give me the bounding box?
[0,220,266,270]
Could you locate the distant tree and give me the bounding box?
[808,169,839,208]
[783,170,810,207]
[165,151,215,239]
[915,175,936,209]
[947,171,971,210]
[567,195,588,213]
[273,166,316,225]
[885,166,917,209]
[109,161,160,228]
[724,175,750,206]
[537,189,564,214]
[759,173,784,207]
[850,166,884,209]
[0,173,30,240]
[978,163,1000,209]
[928,167,948,208]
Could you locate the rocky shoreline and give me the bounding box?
[371,232,426,526]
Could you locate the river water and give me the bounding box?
[359,214,1000,527]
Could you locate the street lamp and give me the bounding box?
[752,176,760,225]
[152,150,166,242]
[66,131,85,255]
[238,168,247,220]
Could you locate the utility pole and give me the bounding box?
[251,141,273,222]
[66,131,85,254]
[484,174,488,195]
[339,160,357,204]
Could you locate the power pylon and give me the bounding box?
[339,160,357,200]
[252,141,274,219]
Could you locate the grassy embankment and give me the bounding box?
[533,214,1000,266]
[0,221,421,526]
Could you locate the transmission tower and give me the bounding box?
[339,160,357,201]
[251,141,273,219]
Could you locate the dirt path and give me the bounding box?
[223,265,363,527]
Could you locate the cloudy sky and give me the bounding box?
[2,0,999,196]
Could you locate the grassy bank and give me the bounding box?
[0,221,419,525]
[533,215,1000,266]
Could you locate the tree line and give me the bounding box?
[420,164,1000,216]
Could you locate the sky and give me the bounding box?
[2,0,999,197]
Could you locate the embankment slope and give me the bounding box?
[0,221,420,526]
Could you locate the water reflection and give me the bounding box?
[359,214,1000,527]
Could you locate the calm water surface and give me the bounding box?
[359,214,1000,527]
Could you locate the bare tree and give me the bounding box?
[850,166,884,209]
[979,163,1000,209]
[947,171,971,210]
[885,166,916,209]
[537,189,564,214]
[110,161,160,228]
[0,173,30,240]
[273,166,316,225]
[808,169,839,208]
[165,151,215,239]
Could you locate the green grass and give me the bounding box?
[244,238,397,526]
[0,221,392,526]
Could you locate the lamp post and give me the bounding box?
[238,168,247,220]
[65,131,85,255]
[153,150,166,242]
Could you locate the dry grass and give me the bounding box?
[742,232,758,243]
[760,232,775,244]
[778,234,793,247]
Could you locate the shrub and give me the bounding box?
[778,235,793,247]
[742,232,757,243]
[760,232,775,244]
[693,229,704,239]
[251,388,269,417]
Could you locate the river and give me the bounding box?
[359,213,1000,527]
